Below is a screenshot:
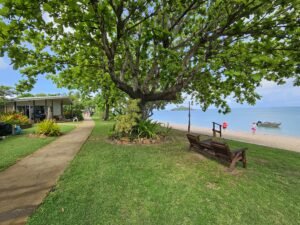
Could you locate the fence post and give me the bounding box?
[212,122,222,137]
[188,101,191,133]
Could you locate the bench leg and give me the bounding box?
[242,151,247,168]
[229,153,242,171]
[229,158,238,171]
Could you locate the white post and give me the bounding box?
[47,106,52,119]
[29,106,32,120]
[12,124,16,135]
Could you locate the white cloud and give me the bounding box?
[0,58,8,69]
[256,79,300,107]
[257,79,295,95]
[42,12,53,23]
[165,78,300,110]
[259,79,278,89]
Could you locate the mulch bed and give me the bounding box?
[110,136,167,145]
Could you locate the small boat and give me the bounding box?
[256,121,281,128]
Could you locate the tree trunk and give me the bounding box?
[102,101,110,121]
[138,100,149,120]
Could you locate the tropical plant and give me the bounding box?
[133,119,160,139]
[113,99,141,137]
[36,119,61,136]
[0,112,30,125]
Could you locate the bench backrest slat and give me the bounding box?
[211,141,232,159]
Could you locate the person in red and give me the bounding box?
[222,122,228,129]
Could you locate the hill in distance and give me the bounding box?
[171,105,194,111]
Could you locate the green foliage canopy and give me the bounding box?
[0,0,299,112]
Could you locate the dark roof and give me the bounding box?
[8,96,72,104]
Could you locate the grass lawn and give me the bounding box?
[0,123,76,171]
[27,117,300,225]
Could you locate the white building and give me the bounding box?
[0,96,72,121]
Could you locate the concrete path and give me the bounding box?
[0,118,95,225]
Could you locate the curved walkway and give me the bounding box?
[0,118,95,225]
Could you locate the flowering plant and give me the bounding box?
[0,112,30,125]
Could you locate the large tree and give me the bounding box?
[0,0,299,116]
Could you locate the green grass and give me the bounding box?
[0,123,76,171]
[27,117,300,225]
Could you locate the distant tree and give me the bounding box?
[34,93,48,97]
[17,93,34,98]
[0,85,15,105]
[17,93,63,97]
[51,66,126,120]
[47,93,62,96]
[0,0,299,117]
[94,84,125,120]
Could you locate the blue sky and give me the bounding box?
[1,56,300,108]
[0,56,68,94]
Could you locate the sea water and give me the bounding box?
[152,107,300,137]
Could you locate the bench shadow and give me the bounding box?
[189,147,246,172]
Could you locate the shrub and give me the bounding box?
[133,119,160,139]
[113,99,141,137]
[36,119,61,136]
[112,100,171,141]
[0,112,30,125]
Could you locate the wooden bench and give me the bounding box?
[186,133,247,170]
[186,133,213,152]
[210,141,247,170]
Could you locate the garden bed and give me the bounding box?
[111,135,167,145]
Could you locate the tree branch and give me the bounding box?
[169,0,205,31]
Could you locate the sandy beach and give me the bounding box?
[161,122,300,153]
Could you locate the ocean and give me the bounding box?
[152,107,300,137]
